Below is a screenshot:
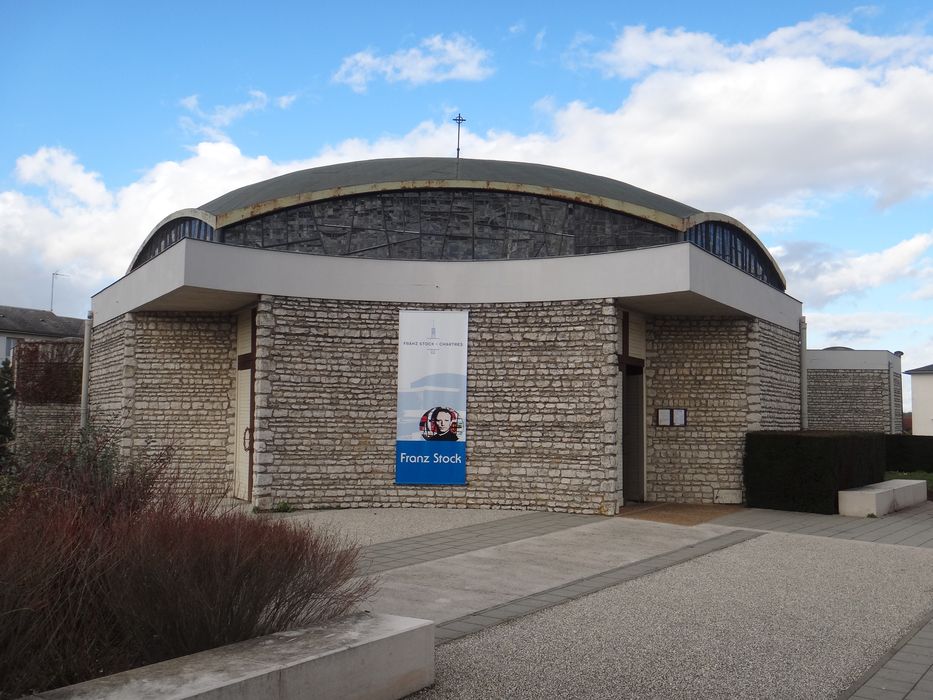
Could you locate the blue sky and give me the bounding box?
[2,1,932,406]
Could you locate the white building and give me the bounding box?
[906,363,933,436]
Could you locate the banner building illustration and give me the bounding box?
[395,310,468,484]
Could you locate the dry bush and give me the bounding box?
[0,432,374,698]
[107,499,374,664]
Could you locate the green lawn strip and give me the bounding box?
[884,471,933,490]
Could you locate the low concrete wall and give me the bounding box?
[38,613,434,700]
[838,480,928,518]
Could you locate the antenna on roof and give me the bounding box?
[452,113,466,177]
[50,271,68,312]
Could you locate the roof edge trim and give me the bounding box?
[211,180,688,231]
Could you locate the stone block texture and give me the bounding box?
[89,312,236,492]
[12,403,81,452]
[11,338,83,451]
[252,295,618,514]
[645,317,800,504]
[90,300,802,512]
[808,368,902,433]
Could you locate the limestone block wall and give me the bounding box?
[644,317,753,504]
[90,312,236,492]
[11,337,84,451]
[893,373,903,433]
[808,368,900,433]
[252,295,618,514]
[89,315,131,432]
[12,403,81,452]
[754,320,802,431]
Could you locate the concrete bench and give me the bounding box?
[38,612,434,700]
[838,479,928,518]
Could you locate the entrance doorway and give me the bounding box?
[621,364,645,502]
[233,308,255,501]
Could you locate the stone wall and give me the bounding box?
[90,312,236,492]
[12,403,81,452]
[893,373,903,434]
[644,317,753,504]
[12,338,83,452]
[808,368,899,433]
[753,320,802,431]
[89,315,130,432]
[252,295,618,514]
[643,316,801,504]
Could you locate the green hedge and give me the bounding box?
[744,431,886,514]
[885,434,933,472]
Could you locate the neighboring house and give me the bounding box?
[906,363,933,436]
[0,305,85,363]
[89,157,804,514]
[11,337,84,449]
[806,347,903,434]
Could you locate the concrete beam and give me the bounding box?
[93,239,802,331]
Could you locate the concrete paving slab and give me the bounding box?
[367,517,733,623]
[267,506,525,545]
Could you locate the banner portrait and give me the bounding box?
[395,310,468,485]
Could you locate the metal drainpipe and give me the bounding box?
[79,311,92,430]
[800,316,808,430]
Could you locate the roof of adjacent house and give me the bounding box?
[0,306,85,338]
[906,363,933,375]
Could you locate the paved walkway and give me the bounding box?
[710,502,933,700]
[361,511,738,626]
[354,502,933,699]
[712,500,933,547]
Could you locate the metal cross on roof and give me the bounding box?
[453,113,466,175]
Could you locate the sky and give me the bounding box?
[1,1,932,407]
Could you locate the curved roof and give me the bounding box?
[199,157,702,222]
[128,157,785,290]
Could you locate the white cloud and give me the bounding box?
[15,148,113,210]
[805,310,925,347]
[595,15,933,79]
[179,90,295,141]
[533,29,546,52]
[0,142,318,316]
[910,262,933,300]
[595,25,729,78]
[508,21,525,36]
[333,34,493,93]
[565,17,933,218]
[276,94,297,109]
[773,233,933,308]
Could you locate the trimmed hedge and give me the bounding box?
[885,434,933,472]
[745,431,886,514]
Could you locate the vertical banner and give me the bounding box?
[396,310,468,485]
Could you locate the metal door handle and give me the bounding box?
[243,426,252,452]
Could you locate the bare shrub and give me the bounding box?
[107,501,374,663]
[0,431,374,698]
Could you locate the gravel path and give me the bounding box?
[265,507,524,545]
[412,533,933,699]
